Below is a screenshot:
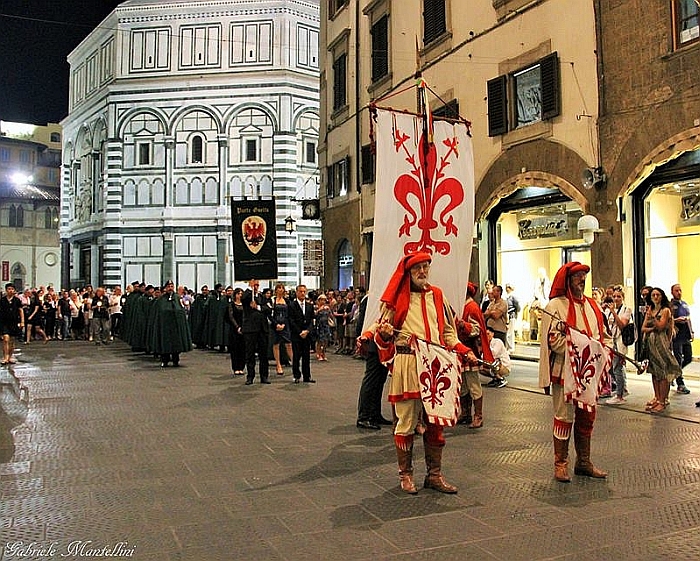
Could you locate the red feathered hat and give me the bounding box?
[549,262,590,299]
[380,252,432,328]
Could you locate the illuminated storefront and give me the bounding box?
[486,187,590,348]
[633,150,700,358]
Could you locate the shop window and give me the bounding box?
[361,144,375,185]
[673,0,699,48]
[423,0,447,46]
[190,134,204,164]
[370,14,389,83]
[332,52,347,112]
[327,156,350,199]
[487,52,560,137]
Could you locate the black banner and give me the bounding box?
[231,198,278,281]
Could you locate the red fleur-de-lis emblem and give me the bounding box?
[569,338,602,393]
[419,354,454,409]
[393,128,465,255]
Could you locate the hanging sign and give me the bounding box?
[303,239,324,276]
[231,198,278,281]
[518,215,568,240]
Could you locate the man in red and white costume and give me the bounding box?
[539,262,610,482]
[456,282,494,428]
[372,252,476,494]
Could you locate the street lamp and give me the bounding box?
[284,215,296,234]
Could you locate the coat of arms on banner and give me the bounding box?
[414,338,461,426]
[242,216,266,254]
[564,328,612,411]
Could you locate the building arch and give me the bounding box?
[292,108,320,133]
[621,128,700,196]
[116,107,169,138]
[476,138,590,219]
[170,105,223,134]
[91,117,108,150]
[223,103,279,132]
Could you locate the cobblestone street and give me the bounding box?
[2,340,700,560]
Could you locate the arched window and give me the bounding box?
[50,132,61,143]
[10,263,26,292]
[337,239,354,290]
[9,205,17,227]
[16,205,24,227]
[191,135,204,164]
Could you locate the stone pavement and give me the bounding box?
[2,340,700,561]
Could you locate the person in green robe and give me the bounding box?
[150,280,192,367]
[189,286,210,348]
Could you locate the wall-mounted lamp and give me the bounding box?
[284,215,296,234]
[577,214,603,245]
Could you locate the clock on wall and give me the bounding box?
[301,199,321,220]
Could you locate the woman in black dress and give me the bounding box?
[226,288,246,376]
[25,291,48,343]
[271,283,293,375]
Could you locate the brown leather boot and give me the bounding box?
[553,436,571,482]
[396,438,417,494]
[469,397,483,429]
[457,394,472,425]
[573,431,607,478]
[423,444,458,493]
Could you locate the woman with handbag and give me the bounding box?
[641,287,681,413]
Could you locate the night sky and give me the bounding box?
[0,0,123,124]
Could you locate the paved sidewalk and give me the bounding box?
[2,341,700,560]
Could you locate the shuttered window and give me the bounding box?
[423,0,446,45]
[361,144,375,185]
[433,99,460,120]
[487,75,508,137]
[487,51,560,137]
[371,14,389,82]
[540,52,560,120]
[333,53,347,111]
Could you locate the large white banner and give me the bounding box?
[362,109,474,331]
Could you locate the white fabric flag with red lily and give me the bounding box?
[564,328,612,411]
[362,109,474,331]
[413,337,462,426]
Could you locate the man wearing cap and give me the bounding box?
[539,262,610,482]
[150,280,192,367]
[372,252,476,494]
[456,282,494,428]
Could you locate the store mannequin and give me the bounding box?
[534,268,551,305]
